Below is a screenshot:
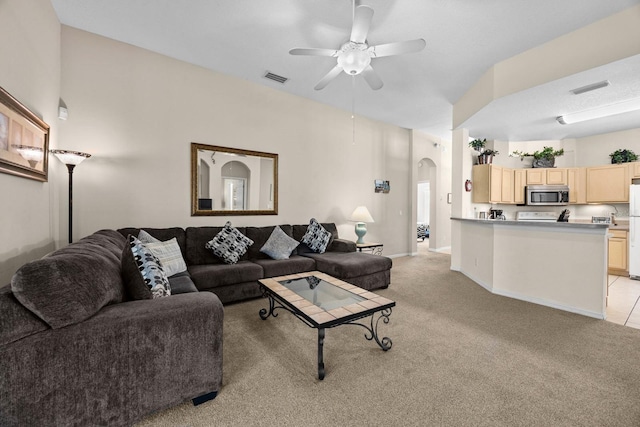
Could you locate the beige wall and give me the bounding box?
[0,0,61,285]
[58,26,415,257]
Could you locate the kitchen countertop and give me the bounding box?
[451,217,610,229]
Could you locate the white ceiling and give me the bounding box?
[50,0,640,141]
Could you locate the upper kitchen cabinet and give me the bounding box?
[567,168,586,204]
[630,162,640,178]
[472,164,513,204]
[526,169,546,185]
[586,164,629,203]
[514,169,526,204]
[546,168,568,185]
[526,168,568,185]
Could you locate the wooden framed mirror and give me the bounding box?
[191,143,278,216]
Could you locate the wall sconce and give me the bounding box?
[50,149,91,244]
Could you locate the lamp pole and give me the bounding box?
[50,149,91,244]
[66,163,76,244]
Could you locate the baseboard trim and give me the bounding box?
[460,271,604,319]
[192,391,218,406]
[492,288,605,320]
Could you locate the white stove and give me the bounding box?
[516,211,558,222]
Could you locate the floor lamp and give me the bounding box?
[50,149,91,244]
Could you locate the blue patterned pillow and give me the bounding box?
[124,235,171,299]
[301,218,332,253]
[205,221,254,264]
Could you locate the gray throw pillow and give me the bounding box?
[205,221,254,264]
[121,235,171,299]
[301,218,332,253]
[137,229,160,243]
[143,237,187,277]
[260,226,299,260]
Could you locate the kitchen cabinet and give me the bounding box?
[567,167,586,204]
[586,164,629,203]
[526,169,546,185]
[608,229,628,275]
[631,162,640,178]
[501,168,514,203]
[472,164,512,203]
[514,169,526,204]
[525,168,568,185]
[546,168,567,185]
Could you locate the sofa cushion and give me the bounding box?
[205,222,254,264]
[12,241,126,329]
[301,251,392,280]
[300,218,332,253]
[144,238,188,277]
[253,255,316,278]
[259,226,299,260]
[168,271,199,294]
[121,235,171,299]
[188,261,263,290]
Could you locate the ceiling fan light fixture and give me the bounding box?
[337,43,371,75]
[556,97,640,125]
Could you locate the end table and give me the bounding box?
[356,242,383,255]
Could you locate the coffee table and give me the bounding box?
[258,271,395,380]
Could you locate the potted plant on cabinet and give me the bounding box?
[477,148,499,164]
[468,138,486,152]
[512,146,564,168]
[609,149,638,164]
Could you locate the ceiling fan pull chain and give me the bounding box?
[352,75,357,145]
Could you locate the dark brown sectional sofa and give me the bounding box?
[117,223,392,304]
[1,222,391,426]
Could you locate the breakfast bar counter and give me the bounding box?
[451,217,609,319]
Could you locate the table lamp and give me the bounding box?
[350,206,374,244]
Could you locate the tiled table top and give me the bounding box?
[259,271,395,328]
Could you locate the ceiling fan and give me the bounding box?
[289,2,426,90]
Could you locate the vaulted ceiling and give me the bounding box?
[51,0,640,141]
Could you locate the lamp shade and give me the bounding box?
[350,206,374,223]
[50,149,91,165]
[14,145,44,164]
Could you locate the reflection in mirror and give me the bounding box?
[191,143,278,216]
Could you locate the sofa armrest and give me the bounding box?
[0,292,223,427]
[329,238,356,252]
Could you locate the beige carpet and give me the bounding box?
[137,246,640,426]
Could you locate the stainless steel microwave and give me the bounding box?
[525,185,569,206]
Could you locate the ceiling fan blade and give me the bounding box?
[314,65,344,90]
[350,5,374,43]
[369,39,426,57]
[361,65,383,90]
[289,48,339,57]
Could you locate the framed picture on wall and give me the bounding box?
[374,179,390,193]
[0,85,50,182]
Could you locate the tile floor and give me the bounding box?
[607,275,640,329]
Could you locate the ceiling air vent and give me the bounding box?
[263,71,288,84]
[570,80,610,95]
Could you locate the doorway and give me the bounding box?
[417,157,436,251]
